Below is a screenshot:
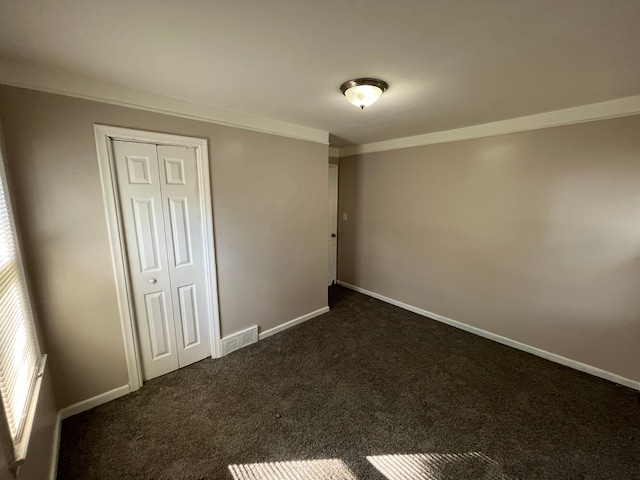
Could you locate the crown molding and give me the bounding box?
[0,57,329,145]
[339,95,640,157]
[3,57,637,154]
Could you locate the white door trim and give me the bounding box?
[94,124,221,391]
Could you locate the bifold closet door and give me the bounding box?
[113,141,178,380]
[156,145,211,368]
[112,141,211,381]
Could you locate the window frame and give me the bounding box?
[0,123,46,469]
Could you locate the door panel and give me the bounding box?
[157,145,211,366]
[113,141,179,380]
[177,284,199,347]
[131,198,162,272]
[144,291,172,358]
[164,157,186,185]
[168,197,193,267]
[126,155,153,184]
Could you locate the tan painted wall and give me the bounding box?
[338,115,640,383]
[0,86,328,409]
[329,156,339,165]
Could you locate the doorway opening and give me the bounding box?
[328,164,338,286]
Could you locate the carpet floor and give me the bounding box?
[57,285,640,479]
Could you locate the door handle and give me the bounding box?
[331,233,337,238]
[149,278,157,284]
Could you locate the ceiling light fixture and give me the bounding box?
[340,78,389,109]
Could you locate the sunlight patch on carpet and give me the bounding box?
[366,452,511,480]
[229,459,356,480]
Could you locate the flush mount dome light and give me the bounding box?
[340,78,389,109]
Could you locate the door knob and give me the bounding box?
[149,278,157,284]
[331,233,337,238]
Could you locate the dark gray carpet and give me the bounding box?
[57,285,640,479]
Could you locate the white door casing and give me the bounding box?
[95,125,221,391]
[328,165,338,286]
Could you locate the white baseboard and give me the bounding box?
[337,280,640,391]
[221,325,259,356]
[48,413,61,480]
[59,384,131,420]
[259,306,330,340]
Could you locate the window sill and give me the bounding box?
[9,354,47,470]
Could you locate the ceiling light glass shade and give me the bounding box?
[340,78,389,109]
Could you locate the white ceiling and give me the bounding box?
[1,0,639,147]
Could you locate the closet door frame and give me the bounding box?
[94,124,221,392]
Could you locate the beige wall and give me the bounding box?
[338,115,640,383]
[329,156,339,165]
[0,85,328,409]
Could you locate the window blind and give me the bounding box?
[0,165,41,445]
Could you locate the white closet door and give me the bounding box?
[156,145,211,368]
[112,141,179,380]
